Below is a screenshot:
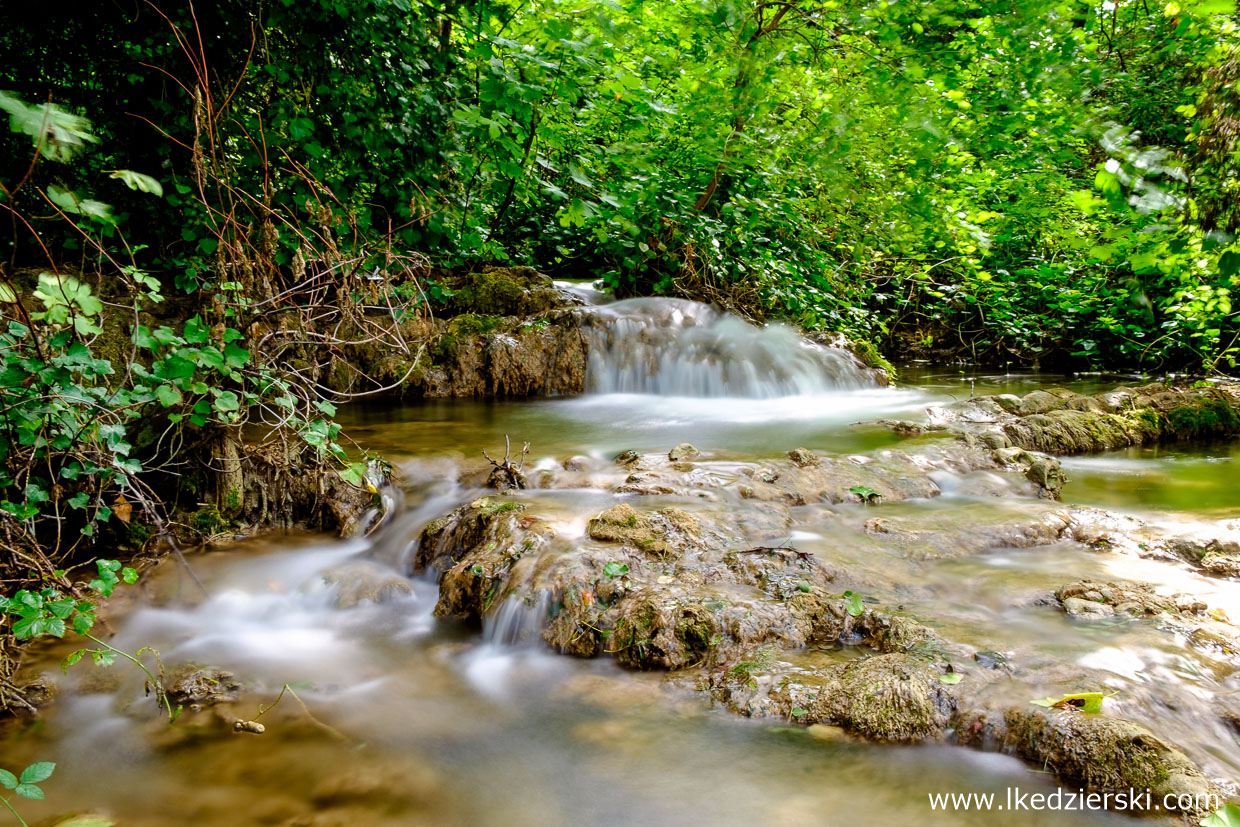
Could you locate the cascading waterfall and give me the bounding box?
[583,298,876,398]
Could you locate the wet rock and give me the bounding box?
[998,708,1220,817]
[1062,597,1115,617]
[888,382,1240,456]
[1066,507,1240,580]
[788,448,820,467]
[720,652,954,743]
[321,559,413,608]
[166,667,242,708]
[1055,580,1206,619]
[585,503,700,557]
[668,443,700,462]
[561,455,591,472]
[614,450,642,466]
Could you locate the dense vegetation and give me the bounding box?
[0,0,1237,705]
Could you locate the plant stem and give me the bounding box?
[1,794,29,827]
[83,633,176,720]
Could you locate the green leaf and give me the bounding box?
[338,462,367,487]
[939,672,963,685]
[46,185,114,223]
[842,590,864,617]
[14,782,44,800]
[213,390,240,413]
[0,283,15,303]
[20,762,55,784]
[0,769,16,789]
[223,343,250,369]
[156,384,183,407]
[1030,692,1104,713]
[1202,803,1240,827]
[314,400,338,416]
[12,616,43,639]
[183,316,209,344]
[602,561,629,578]
[108,169,163,197]
[62,649,85,672]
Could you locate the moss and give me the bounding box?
[448,313,503,336]
[473,497,528,517]
[1166,397,1240,438]
[813,653,949,742]
[1000,709,1216,814]
[849,339,897,380]
[189,504,232,536]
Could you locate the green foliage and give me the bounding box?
[1203,803,1240,827]
[0,760,55,825]
[4,0,1239,369]
[849,485,882,505]
[602,561,630,578]
[842,590,865,617]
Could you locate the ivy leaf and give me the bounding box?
[213,390,240,413]
[0,769,16,790]
[155,384,183,407]
[183,316,209,345]
[842,590,864,617]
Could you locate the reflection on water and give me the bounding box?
[1061,445,1240,515]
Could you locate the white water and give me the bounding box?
[584,298,874,397]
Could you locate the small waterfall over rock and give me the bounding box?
[484,591,552,646]
[584,298,876,397]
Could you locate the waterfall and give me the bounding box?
[584,298,875,398]
[483,591,552,647]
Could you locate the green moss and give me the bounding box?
[472,497,528,517]
[1166,397,1240,438]
[849,339,897,380]
[189,504,232,536]
[448,313,503,336]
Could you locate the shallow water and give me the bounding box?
[4,304,1237,826]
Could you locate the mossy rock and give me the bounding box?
[1001,708,1218,816]
[810,653,952,742]
[442,266,567,316]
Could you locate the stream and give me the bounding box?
[3,288,1239,826]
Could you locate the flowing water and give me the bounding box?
[3,294,1238,826]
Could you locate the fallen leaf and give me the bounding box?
[1030,692,1104,714]
[113,493,132,524]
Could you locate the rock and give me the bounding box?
[166,667,242,707]
[788,448,820,467]
[888,382,1240,456]
[321,559,413,608]
[1055,580,1206,618]
[614,449,641,466]
[668,443,700,462]
[561,455,591,472]
[1062,597,1115,617]
[999,708,1220,817]
[806,724,851,742]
